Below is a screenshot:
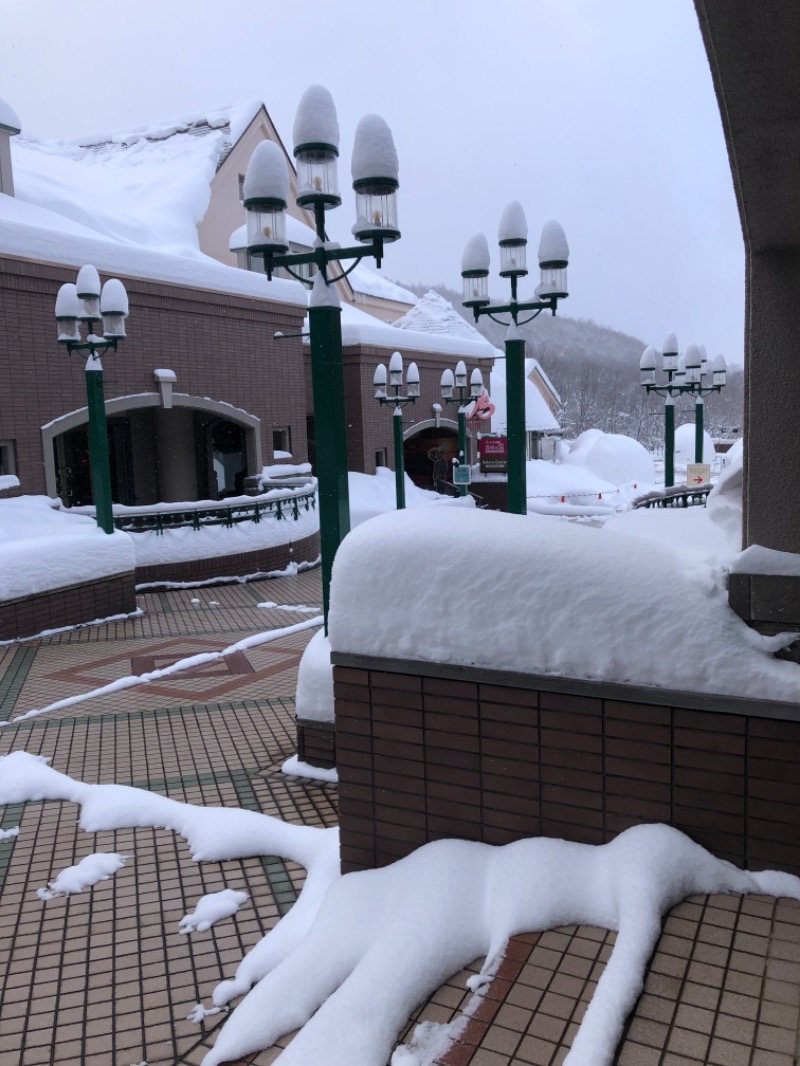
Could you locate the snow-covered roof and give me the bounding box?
[334,297,496,358]
[525,357,562,406]
[0,98,21,135]
[393,290,488,341]
[490,361,561,433]
[349,263,416,304]
[0,192,306,305]
[11,104,263,259]
[2,101,306,305]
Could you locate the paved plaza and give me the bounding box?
[0,569,797,1065]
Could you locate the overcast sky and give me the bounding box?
[1,0,745,364]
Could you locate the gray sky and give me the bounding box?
[1,0,745,364]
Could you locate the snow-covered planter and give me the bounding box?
[0,496,136,640]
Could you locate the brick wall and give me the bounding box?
[0,255,309,496]
[134,531,319,586]
[0,573,136,641]
[332,655,800,877]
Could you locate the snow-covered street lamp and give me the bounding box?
[639,335,727,488]
[461,206,569,514]
[373,352,419,510]
[54,267,129,533]
[243,86,401,628]
[440,362,484,497]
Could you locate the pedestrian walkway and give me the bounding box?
[0,569,797,1066]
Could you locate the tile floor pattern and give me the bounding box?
[0,568,798,1065]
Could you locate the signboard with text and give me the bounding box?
[686,463,711,486]
[453,465,472,486]
[479,437,508,474]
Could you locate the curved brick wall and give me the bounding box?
[0,573,136,642]
[133,530,320,587]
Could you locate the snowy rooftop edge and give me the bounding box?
[0,201,307,306]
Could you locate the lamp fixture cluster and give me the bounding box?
[243,85,400,281]
[54,265,129,356]
[639,335,727,395]
[374,351,420,407]
[461,204,569,322]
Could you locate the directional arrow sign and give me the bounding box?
[686,463,711,486]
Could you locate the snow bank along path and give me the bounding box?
[1,752,798,1066]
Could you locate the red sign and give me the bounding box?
[479,437,507,473]
[479,438,508,457]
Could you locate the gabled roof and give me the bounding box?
[490,362,562,433]
[392,290,491,341]
[10,102,271,259]
[65,101,266,168]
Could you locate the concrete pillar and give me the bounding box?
[743,249,800,553]
[729,248,800,655]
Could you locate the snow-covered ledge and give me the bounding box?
[328,508,800,702]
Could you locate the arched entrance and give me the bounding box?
[403,421,461,491]
[45,394,261,507]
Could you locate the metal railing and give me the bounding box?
[632,484,712,510]
[67,483,318,535]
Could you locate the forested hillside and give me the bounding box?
[396,281,743,448]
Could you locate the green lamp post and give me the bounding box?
[640,336,727,488]
[461,207,569,515]
[373,352,419,510]
[439,361,484,496]
[243,86,400,629]
[54,267,129,533]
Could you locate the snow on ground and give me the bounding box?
[328,506,800,702]
[124,498,319,568]
[1,751,798,1066]
[0,496,134,600]
[179,889,250,934]
[602,505,730,558]
[36,852,128,900]
[563,429,655,488]
[348,468,473,527]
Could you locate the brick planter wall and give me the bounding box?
[0,573,136,641]
[133,531,320,586]
[297,718,336,769]
[332,654,800,877]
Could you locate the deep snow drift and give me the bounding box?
[328,506,800,702]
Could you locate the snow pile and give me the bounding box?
[706,438,743,550]
[180,889,250,934]
[348,468,472,527]
[563,429,655,489]
[0,475,19,492]
[602,505,730,558]
[294,628,334,722]
[3,751,798,1066]
[0,496,134,600]
[37,852,128,899]
[329,507,800,701]
[674,421,715,465]
[519,460,619,517]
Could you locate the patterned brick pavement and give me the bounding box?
[0,567,798,1066]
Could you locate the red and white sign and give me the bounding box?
[686,463,711,486]
[479,436,507,473]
